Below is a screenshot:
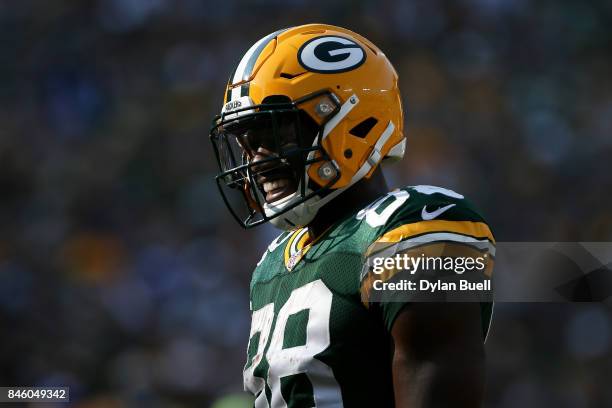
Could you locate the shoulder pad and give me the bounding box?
[356,185,493,245]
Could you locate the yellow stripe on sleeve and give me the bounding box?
[376,220,495,244]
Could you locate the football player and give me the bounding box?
[210,24,495,408]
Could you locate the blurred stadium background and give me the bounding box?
[1,0,612,407]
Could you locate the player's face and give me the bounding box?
[226,111,318,204]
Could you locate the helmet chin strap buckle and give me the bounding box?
[315,94,339,118]
[318,162,337,180]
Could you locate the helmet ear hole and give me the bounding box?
[349,117,378,138]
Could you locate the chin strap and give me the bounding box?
[304,120,395,213]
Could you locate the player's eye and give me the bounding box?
[244,128,277,151]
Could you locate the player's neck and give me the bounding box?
[308,169,389,240]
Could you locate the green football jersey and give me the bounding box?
[244,185,495,407]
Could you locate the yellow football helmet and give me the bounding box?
[210,24,405,229]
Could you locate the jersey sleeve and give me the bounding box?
[359,186,496,334]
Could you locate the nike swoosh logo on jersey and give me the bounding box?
[421,203,456,220]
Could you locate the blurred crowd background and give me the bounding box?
[1,0,612,407]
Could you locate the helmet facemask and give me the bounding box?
[210,91,341,229]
